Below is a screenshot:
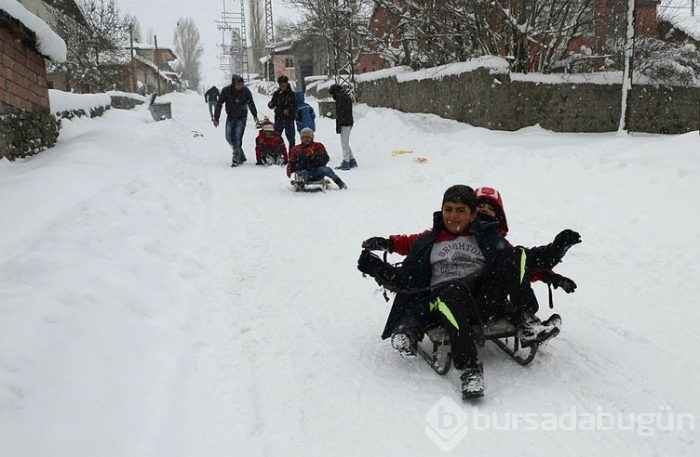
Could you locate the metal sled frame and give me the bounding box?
[290,173,332,192]
[417,320,539,375]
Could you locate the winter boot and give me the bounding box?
[349,158,358,168]
[461,363,484,398]
[518,313,561,348]
[390,331,417,358]
[335,161,351,170]
[333,177,348,190]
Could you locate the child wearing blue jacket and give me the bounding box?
[295,92,316,133]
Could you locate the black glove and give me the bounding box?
[361,237,393,252]
[553,229,581,252]
[540,271,577,293]
[358,250,399,291]
[358,249,384,276]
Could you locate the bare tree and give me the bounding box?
[173,17,204,89]
[249,0,266,75]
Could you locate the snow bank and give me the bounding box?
[0,0,66,62]
[48,90,111,115]
[396,56,510,82]
[105,90,147,103]
[355,66,412,83]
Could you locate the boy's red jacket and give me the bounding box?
[255,131,288,162]
[286,141,329,177]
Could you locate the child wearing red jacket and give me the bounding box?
[255,121,288,165]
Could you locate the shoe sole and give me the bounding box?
[520,327,560,348]
[462,390,485,399]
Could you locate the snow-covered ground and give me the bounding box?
[1,90,698,456]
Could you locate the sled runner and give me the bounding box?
[417,321,539,376]
[290,172,331,192]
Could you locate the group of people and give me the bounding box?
[358,185,581,398]
[205,75,356,190]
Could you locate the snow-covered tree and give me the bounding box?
[48,0,131,92]
[173,18,203,90]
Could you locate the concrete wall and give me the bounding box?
[354,68,699,134]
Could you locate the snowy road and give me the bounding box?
[1,89,698,456]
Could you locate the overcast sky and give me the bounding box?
[117,0,299,89]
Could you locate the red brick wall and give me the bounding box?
[0,15,51,112]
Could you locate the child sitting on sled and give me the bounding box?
[286,128,347,190]
[255,119,289,165]
[358,185,581,398]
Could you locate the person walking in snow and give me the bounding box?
[267,75,297,152]
[255,119,288,165]
[287,128,347,190]
[328,84,356,170]
[358,185,581,398]
[295,91,316,133]
[205,85,220,120]
[213,75,259,167]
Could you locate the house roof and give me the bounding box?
[0,0,66,62]
[44,0,89,28]
[663,14,700,41]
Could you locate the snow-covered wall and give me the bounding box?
[0,0,66,62]
[354,62,700,134]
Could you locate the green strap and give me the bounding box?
[430,298,459,330]
[519,248,527,284]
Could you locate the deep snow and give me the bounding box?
[1,89,698,456]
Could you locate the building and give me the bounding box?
[1,0,66,159]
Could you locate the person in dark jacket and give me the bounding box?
[328,84,356,170]
[358,185,581,397]
[267,75,297,151]
[204,86,220,120]
[213,75,259,167]
[286,128,347,190]
[255,119,288,165]
[295,91,316,132]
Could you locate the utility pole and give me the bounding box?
[217,0,249,82]
[619,0,636,133]
[692,0,695,17]
[154,34,161,95]
[264,0,274,85]
[332,0,356,97]
[129,23,135,93]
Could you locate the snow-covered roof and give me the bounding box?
[0,0,66,62]
[663,14,700,41]
[133,54,180,84]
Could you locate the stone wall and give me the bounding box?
[0,11,58,159]
[354,68,700,134]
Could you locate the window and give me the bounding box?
[285,57,294,68]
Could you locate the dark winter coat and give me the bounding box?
[255,131,289,163]
[267,88,297,120]
[295,92,316,132]
[286,141,329,177]
[214,84,258,121]
[205,86,219,103]
[380,212,510,339]
[329,85,354,133]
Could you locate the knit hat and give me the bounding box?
[277,75,289,84]
[262,121,275,133]
[475,186,509,235]
[442,185,476,210]
[232,74,244,83]
[300,127,314,138]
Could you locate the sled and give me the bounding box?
[290,172,332,192]
[417,319,539,375]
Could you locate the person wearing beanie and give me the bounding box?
[213,74,259,167]
[328,84,357,170]
[267,75,297,151]
[357,185,581,398]
[286,128,347,190]
[255,119,288,165]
